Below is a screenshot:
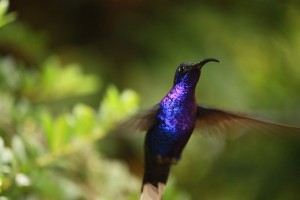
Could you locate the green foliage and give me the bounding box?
[0,4,143,197]
[0,0,15,28]
[0,137,14,194]
[0,22,49,63]
[0,58,141,199]
[19,56,99,101]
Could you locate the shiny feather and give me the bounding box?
[195,105,300,138]
[120,104,159,131]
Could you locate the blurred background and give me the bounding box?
[0,0,300,199]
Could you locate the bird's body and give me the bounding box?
[149,81,197,158]
[123,58,300,200]
[141,59,216,199]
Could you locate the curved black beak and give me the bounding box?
[193,58,220,70]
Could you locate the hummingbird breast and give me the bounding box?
[160,84,197,132]
[147,85,197,158]
[159,98,197,133]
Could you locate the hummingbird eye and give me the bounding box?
[178,66,186,74]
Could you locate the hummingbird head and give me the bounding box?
[173,58,219,87]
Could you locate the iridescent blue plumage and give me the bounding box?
[141,59,219,199]
[150,63,199,158]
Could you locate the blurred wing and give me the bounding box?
[195,105,300,138]
[120,104,160,131]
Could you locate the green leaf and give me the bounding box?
[73,103,95,137]
[11,135,27,164]
[50,114,72,152]
[21,56,100,101]
[120,89,139,114]
[0,0,9,17]
[41,111,53,150]
[98,85,139,130]
[0,137,13,164]
[0,0,16,28]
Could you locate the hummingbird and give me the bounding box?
[123,58,300,200]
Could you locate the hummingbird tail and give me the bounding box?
[140,182,165,200]
[140,156,171,200]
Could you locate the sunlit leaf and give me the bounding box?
[73,103,95,137]
[11,135,27,164]
[0,0,16,28]
[41,111,53,148]
[0,0,9,17]
[21,56,101,102]
[98,85,139,130]
[51,114,72,152]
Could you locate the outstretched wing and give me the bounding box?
[195,105,300,138]
[120,104,160,131]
